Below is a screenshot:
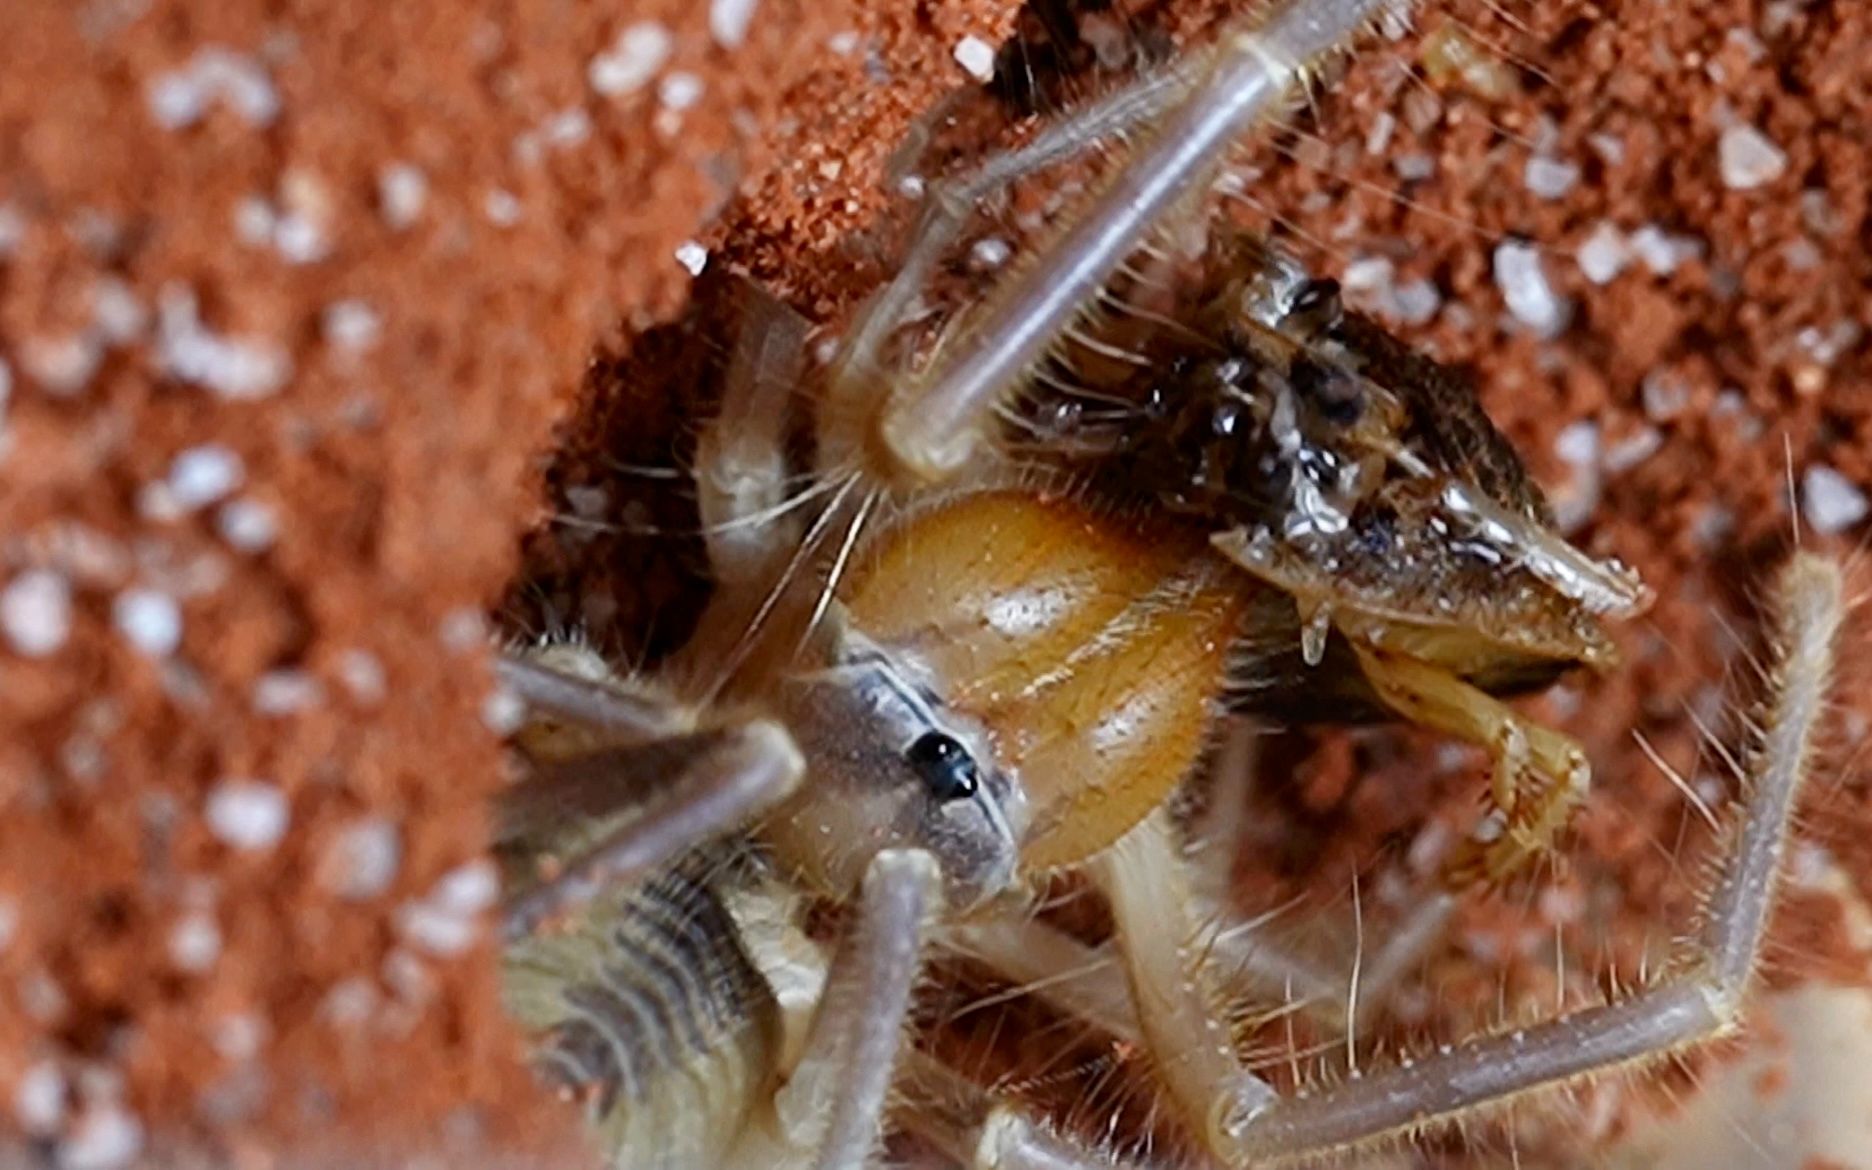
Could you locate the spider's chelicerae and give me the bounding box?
[492,0,1846,1166]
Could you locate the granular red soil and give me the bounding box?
[1,0,1867,1167]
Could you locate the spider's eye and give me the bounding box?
[906,731,980,803]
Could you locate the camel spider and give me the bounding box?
[492,0,1845,1166]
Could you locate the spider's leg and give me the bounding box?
[499,719,804,942]
[821,64,1194,468]
[696,279,812,596]
[496,652,804,940]
[1090,807,1279,1163]
[1217,553,1842,1163]
[841,0,1394,489]
[899,1049,1157,1170]
[496,649,693,740]
[765,848,943,1170]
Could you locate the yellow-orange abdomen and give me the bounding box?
[842,491,1248,871]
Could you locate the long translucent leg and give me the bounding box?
[500,721,804,941]
[1091,808,1277,1163]
[696,281,811,594]
[771,848,943,1170]
[495,651,694,740]
[857,0,1396,485]
[899,1049,1155,1170]
[822,65,1196,473]
[1218,553,1843,1163]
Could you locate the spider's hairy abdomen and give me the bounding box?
[503,863,780,1170]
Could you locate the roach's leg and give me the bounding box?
[501,720,804,942]
[1351,645,1592,885]
[771,848,943,1170]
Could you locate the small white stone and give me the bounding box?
[321,299,382,352]
[1575,221,1629,285]
[90,278,147,345]
[483,189,522,226]
[377,163,428,230]
[658,71,704,112]
[156,285,291,400]
[252,669,323,714]
[481,686,525,735]
[167,912,222,972]
[322,817,402,901]
[1719,122,1787,190]
[233,195,277,245]
[167,445,244,509]
[1341,256,1395,295]
[1641,370,1691,421]
[710,0,759,48]
[57,1103,143,1170]
[827,30,861,55]
[398,860,498,956]
[273,211,329,264]
[1391,152,1437,182]
[438,607,485,651]
[205,778,290,851]
[674,240,708,276]
[146,47,278,130]
[1602,425,1663,473]
[13,1060,65,1136]
[20,334,102,396]
[0,203,23,255]
[1628,224,1701,276]
[1523,155,1579,200]
[337,648,387,703]
[113,588,182,657]
[2,570,73,658]
[212,1012,267,1062]
[589,22,673,96]
[969,236,1012,270]
[953,35,996,82]
[433,859,499,915]
[1492,240,1571,339]
[541,107,592,148]
[214,498,277,553]
[1390,278,1442,326]
[1801,464,1868,535]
